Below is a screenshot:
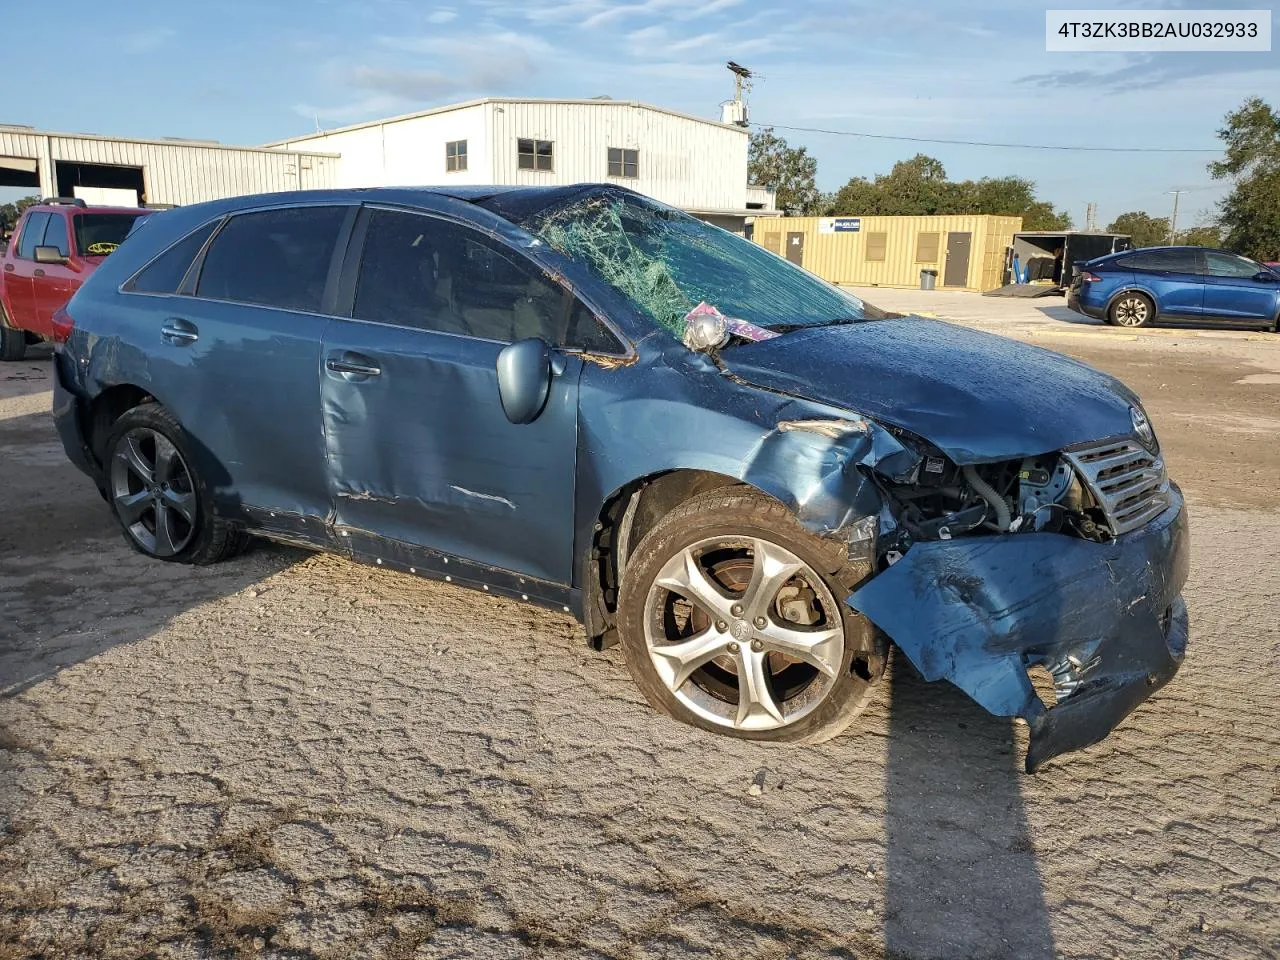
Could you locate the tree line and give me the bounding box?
[748,95,1280,261]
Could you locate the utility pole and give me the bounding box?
[1085,202,1097,232]
[1167,190,1186,244]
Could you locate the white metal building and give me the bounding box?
[269,98,775,233]
[0,126,338,207]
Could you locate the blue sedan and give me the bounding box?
[1068,245,1280,329]
[51,184,1189,771]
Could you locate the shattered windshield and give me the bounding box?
[513,190,876,341]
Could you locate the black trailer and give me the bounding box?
[985,231,1131,297]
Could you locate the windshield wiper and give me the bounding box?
[767,317,865,334]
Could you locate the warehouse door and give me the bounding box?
[944,232,971,287]
[785,232,804,266]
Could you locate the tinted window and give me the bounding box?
[1203,251,1262,279]
[128,220,220,294]
[74,213,146,256]
[354,208,606,346]
[16,213,50,259]
[41,215,71,258]
[1121,250,1198,274]
[196,206,346,312]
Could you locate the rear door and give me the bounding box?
[1201,251,1279,324]
[1123,248,1202,318]
[1,211,47,330]
[31,213,79,335]
[320,205,608,585]
[142,203,355,539]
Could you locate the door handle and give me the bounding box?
[33,268,44,278]
[326,354,381,378]
[161,318,199,345]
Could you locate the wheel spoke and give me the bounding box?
[654,548,736,623]
[115,489,152,526]
[153,503,180,556]
[742,538,805,623]
[760,623,844,679]
[152,433,182,484]
[650,628,732,692]
[117,435,154,485]
[735,647,784,729]
[160,487,196,524]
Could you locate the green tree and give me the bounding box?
[1176,224,1223,247]
[1208,96,1280,260]
[1107,210,1172,247]
[748,128,820,215]
[0,194,39,232]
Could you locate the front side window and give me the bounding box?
[607,147,638,179]
[16,213,50,259]
[507,189,881,340]
[446,140,467,172]
[518,139,553,171]
[74,212,147,257]
[1203,251,1262,279]
[195,206,347,313]
[127,220,220,294]
[40,215,71,258]
[353,208,617,350]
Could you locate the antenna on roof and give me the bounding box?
[722,62,752,127]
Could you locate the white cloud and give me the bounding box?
[426,9,457,23]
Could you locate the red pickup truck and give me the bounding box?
[1,199,150,360]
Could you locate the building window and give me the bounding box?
[915,232,940,263]
[866,232,888,262]
[607,147,639,179]
[518,139,553,171]
[446,140,467,172]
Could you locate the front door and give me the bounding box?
[2,211,47,330]
[1201,250,1279,323]
[320,206,584,585]
[785,231,804,266]
[944,232,972,287]
[30,213,78,336]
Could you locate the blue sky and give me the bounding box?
[3,0,1276,227]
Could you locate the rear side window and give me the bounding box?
[16,213,50,258]
[127,220,220,294]
[196,206,347,313]
[1121,250,1198,274]
[41,215,71,258]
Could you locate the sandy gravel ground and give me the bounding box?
[1,313,1278,959]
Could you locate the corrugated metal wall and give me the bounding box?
[1,130,337,205]
[753,215,1022,291]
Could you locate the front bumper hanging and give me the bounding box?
[848,487,1190,772]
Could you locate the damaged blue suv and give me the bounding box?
[52,185,1189,772]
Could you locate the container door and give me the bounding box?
[785,232,805,266]
[944,232,972,287]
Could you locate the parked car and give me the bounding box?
[1068,245,1280,329]
[0,198,150,360]
[52,185,1189,772]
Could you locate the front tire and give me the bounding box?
[103,404,246,565]
[0,304,26,361]
[1108,292,1155,328]
[617,488,883,744]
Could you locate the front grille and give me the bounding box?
[1064,438,1170,536]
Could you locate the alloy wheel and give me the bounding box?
[643,536,846,732]
[1114,296,1150,327]
[110,427,198,557]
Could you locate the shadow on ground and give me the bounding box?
[885,657,1055,959]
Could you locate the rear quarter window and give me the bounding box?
[126,220,221,294]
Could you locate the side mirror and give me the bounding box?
[34,245,68,265]
[496,337,555,424]
[1254,271,1278,282]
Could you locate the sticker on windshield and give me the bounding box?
[86,241,119,256]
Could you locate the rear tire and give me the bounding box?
[617,487,884,745]
[0,304,26,361]
[102,403,247,565]
[1108,291,1155,328]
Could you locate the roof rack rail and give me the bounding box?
[142,202,178,210]
[42,197,88,207]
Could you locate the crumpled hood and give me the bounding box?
[721,317,1139,463]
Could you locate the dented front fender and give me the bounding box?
[848,486,1190,772]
